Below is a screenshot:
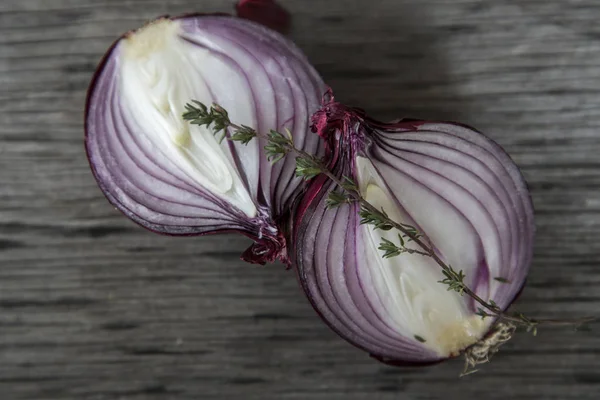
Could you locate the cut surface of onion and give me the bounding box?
[293,99,534,362]
[85,15,326,263]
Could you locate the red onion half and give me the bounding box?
[85,15,326,264]
[293,98,535,364]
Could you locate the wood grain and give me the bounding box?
[1,0,599,399]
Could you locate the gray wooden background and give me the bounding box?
[1,0,599,399]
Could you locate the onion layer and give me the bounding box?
[293,97,535,363]
[85,15,326,264]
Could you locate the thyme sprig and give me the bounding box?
[325,191,355,208]
[183,101,595,376]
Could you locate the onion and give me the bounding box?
[85,10,539,367]
[292,97,535,364]
[85,14,326,264]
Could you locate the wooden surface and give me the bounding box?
[1,0,599,399]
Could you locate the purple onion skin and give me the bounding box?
[291,93,535,365]
[85,14,326,265]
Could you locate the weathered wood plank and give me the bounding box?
[1,0,600,399]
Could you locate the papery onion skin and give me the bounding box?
[292,94,535,364]
[85,14,326,264]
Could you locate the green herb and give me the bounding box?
[414,335,426,343]
[230,125,258,145]
[377,235,429,259]
[439,266,467,296]
[359,206,394,231]
[341,176,359,192]
[294,156,323,180]
[326,191,353,209]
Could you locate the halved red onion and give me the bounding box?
[85,14,326,264]
[293,97,535,363]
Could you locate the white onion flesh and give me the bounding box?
[121,19,256,216]
[356,157,489,356]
